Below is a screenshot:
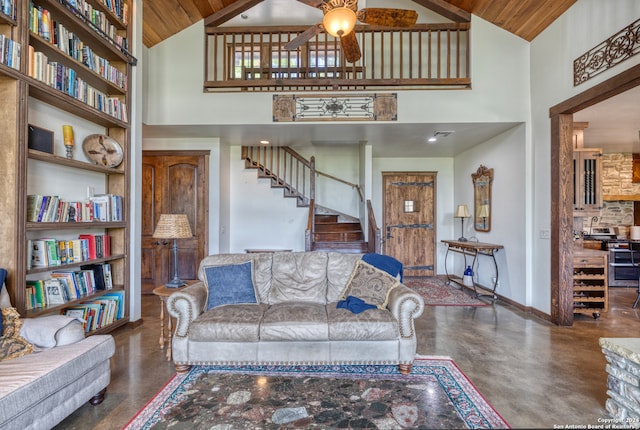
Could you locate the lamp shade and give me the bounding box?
[152,214,192,239]
[454,204,471,218]
[323,7,357,37]
[477,204,490,218]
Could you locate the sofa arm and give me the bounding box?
[387,284,424,338]
[167,281,208,337]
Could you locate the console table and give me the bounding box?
[441,240,504,300]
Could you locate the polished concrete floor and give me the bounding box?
[55,286,640,429]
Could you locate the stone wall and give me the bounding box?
[600,338,640,427]
[586,153,639,236]
[602,153,640,196]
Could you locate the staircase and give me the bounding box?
[243,149,309,207]
[242,146,372,253]
[311,210,368,253]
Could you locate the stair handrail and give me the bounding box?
[315,170,364,202]
[280,147,362,202]
[305,199,315,251]
[367,199,382,253]
[244,146,362,204]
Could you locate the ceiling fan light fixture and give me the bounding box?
[323,6,357,37]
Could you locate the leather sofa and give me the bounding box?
[167,251,424,374]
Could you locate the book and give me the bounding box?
[43,238,60,266]
[50,271,79,300]
[101,290,124,319]
[26,194,42,222]
[30,239,48,267]
[26,280,46,309]
[80,263,106,290]
[103,263,113,289]
[44,278,67,305]
[62,306,89,331]
[78,234,97,260]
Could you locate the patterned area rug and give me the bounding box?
[404,276,489,306]
[124,357,509,429]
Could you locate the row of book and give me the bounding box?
[28,234,111,269]
[61,289,125,333]
[27,194,124,223]
[0,35,20,70]
[26,262,114,310]
[67,0,129,29]
[1,0,15,19]
[29,5,127,89]
[27,46,128,122]
[66,0,129,47]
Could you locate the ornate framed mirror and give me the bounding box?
[472,165,493,232]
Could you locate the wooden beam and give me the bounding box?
[550,113,574,326]
[411,0,470,23]
[204,0,265,27]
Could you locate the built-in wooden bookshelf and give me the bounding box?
[0,0,134,335]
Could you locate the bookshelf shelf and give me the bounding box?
[28,32,127,95]
[32,0,129,63]
[26,221,127,230]
[27,77,128,127]
[0,0,133,335]
[23,287,125,317]
[26,253,125,275]
[0,11,16,26]
[28,149,125,174]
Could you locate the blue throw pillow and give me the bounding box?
[205,261,257,310]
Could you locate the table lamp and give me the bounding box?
[454,204,471,242]
[152,214,193,288]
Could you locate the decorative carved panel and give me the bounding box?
[273,94,397,122]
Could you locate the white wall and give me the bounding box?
[229,146,308,252]
[144,16,530,127]
[529,0,640,313]
[453,124,527,304]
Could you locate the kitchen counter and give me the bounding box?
[574,245,608,256]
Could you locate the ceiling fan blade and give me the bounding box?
[297,0,324,8]
[284,23,324,51]
[340,31,361,63]
[356,8,418,27]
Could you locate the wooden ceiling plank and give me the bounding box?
[191,0,215,16]
[517,0,576,41]
[178,0,212,23]
[144,0,193,29]
[142,0,578,49]
[411,0,471,23]
[143,1,191,47]
[142,20,164,47]
[204,0,265,27]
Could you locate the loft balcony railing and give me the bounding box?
[204,23,470,92]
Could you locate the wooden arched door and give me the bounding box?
[141,151,209,294]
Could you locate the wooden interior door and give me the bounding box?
[382,172,436,277]
[141,151,209,294]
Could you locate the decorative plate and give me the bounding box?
[82,134,123,168]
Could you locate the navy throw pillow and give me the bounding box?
[204,261,257,310]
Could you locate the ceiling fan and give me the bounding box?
[284,0,419,63]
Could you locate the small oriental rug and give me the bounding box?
[404,276,489,306]
[123,357,509,429]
